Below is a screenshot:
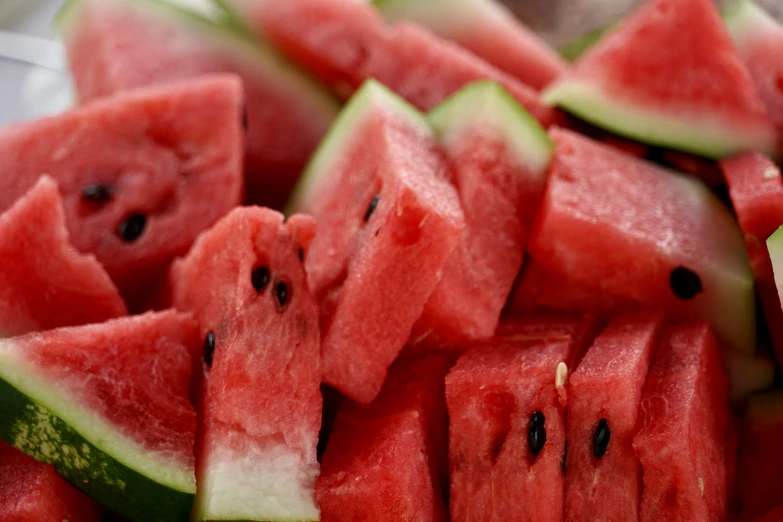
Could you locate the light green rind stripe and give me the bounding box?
[0,377,194,522]
[767,226,783,312]
[724,0,781,47]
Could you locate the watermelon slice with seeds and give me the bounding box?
[410,80,553,347]
[374,0,567,90]
[633,322,730,522]
[58,0,338,210]
[291,80,464,404]
[0,311,200,522]
[0,75,243,311]
[543,0,776,159]
[0,176,127,336]
[169,207,322,521]
[221,0,557,126]
[564,312,663,522]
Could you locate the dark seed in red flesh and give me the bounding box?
[669,266,702,300]
[82,184,113,203]
[275,281,289,309]
[528,411,546,458]
[117,214,147,242]
[364,194,380,222]
[593,418,611,459]
[251,266,270,293]
[203,331,215,366]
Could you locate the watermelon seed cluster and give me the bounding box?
[592,418,611,459]
[669,266,703,300]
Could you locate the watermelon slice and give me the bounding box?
[374,0,567,90]
[736,392,783,521]
[446,329,582,522]
[0,75,243,311]
[528,128,755,355]
[58,0,338,210]
[410,81,553,346]
[564,312,663,522]
[169,207,322,521]
[543,0,777,159]
[725,0,783,155]
[0,176,126,337]
[633,322,730,522]
[221,0,557,126]
[317,356,451,521]
[722,152,783,364]
[0,440,103,522]
[0,311,200,522]
[291,80,464,404]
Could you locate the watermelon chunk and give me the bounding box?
[0,176,126,337]
[528,128,755,355]
[633,322,730,522]
[410,81,552,346]
[374,0,567,90]
[221,0,556,126]
[317,356,451,522]
[291,80,464,404]
[0,75,243,311]
[0,311,200,522]
[58,0,338,210]
[736,392,783,521]
[725,0,783,155]
[0,440,103,522]
[722,153,783,364]
[564,312,663,522]
[169,207,322,521]
[543,0,777,159]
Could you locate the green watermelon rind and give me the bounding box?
[0,347,195,522]
[428,80,554,175]
[287,79,432,214]
[373,0,505,36]
[55,0,339,120]
[724,0,781,49]
[556,22,616,62]
[542,79,777,160]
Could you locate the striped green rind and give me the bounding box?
[767,226,783,307]
[557,23,614,62]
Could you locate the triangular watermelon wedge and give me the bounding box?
[0,311,200,522]
[543,0,776,159]
[0,176,127,337]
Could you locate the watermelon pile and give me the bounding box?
[2,0,783,520]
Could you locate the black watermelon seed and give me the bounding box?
[528,411,546,458]
[251,266,270,293]
[593,418,611,459]
[364,194,380,222]
[562,440,568,473]
[275,281,289,309]
[298,247,304,262]
[242,105,249,132]
[669,266,703,300]
[203,331,215,367]
[82,184,113,203]
[117,214,147,242]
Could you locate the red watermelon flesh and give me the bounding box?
[0,75,243,311]
[736,392,783,521]
[222,0,556,127]
[753,505,783,522]
[528,128,755,355]
[317,356,451,522]
[292,81,463,405]
[543,0,776,159]
[0,176,126,337]
[169,207,322,521]
[446,334,578,522]
[0,440,103,522]
[59,0,338,210]
[633,322,730,522]
[564,312,663,522]
[721,152,783,365]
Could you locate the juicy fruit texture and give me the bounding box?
[543,0,776,159]
[564,312,663,522]
[0,440,103,522]
[317,356,451,522]
[633,323,730,522]
[412,81,553,345]
[293,81,464,404]
[59,0,338,210]
[0,75,243,311]
[375,0,567,90]
[169,207,322,521]
[725,0,783,154]
[446,330,581,522]
[0,176,126,337]
[721,153,783,364]
[222,0,556,126]
[0,311,200,522]
[528,128,755,355]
